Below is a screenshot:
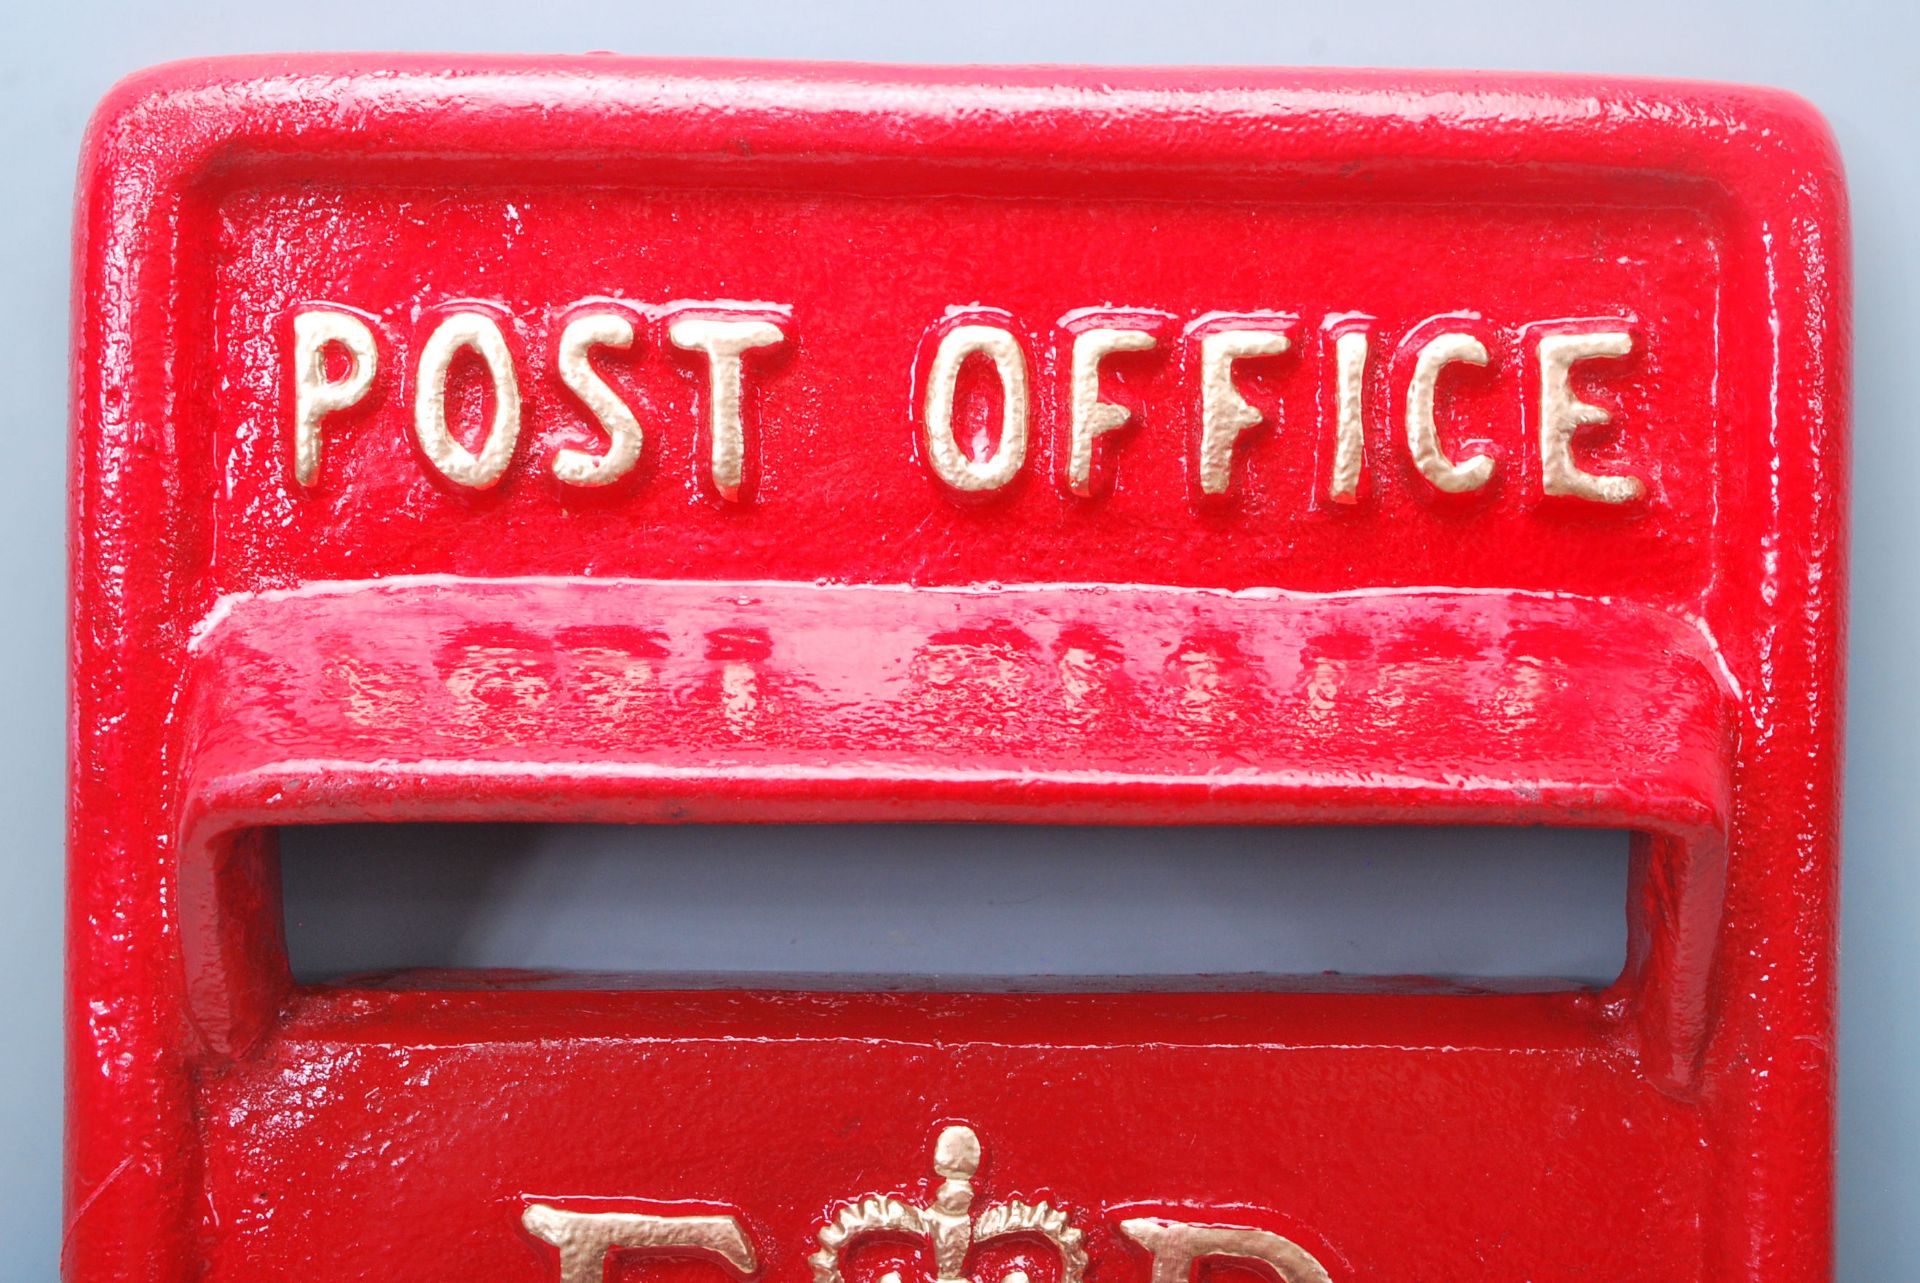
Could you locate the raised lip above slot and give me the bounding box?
[172,579,1731,1094]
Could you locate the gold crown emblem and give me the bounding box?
[811,1126,1087,1283]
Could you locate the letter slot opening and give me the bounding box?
[275,823,1632,990]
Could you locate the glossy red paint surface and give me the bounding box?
[69,58,1847,1282]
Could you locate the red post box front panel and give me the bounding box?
[68,59,1847,1282]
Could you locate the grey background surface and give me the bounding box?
[6,1,1911,1277]
[279,824,1632,984]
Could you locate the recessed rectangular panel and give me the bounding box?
[203,184,1722,598]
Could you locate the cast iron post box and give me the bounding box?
[67,58,1848,1282]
